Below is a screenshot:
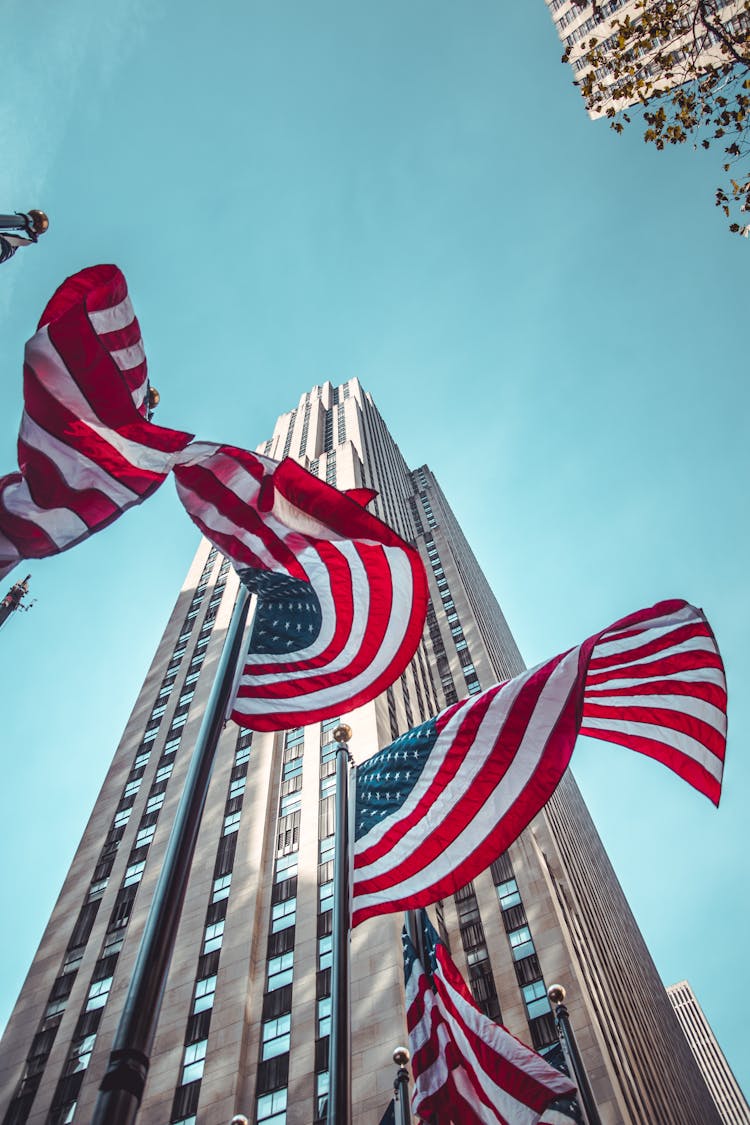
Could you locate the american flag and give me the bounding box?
[406,913,577,1124]
[173,442,428,731]
[352,600,726,927]
[0,265,192,579]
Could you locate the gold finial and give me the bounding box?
[547,983,566,1005]
[333,723,352,744]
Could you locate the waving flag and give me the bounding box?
[406,913,576,1124]
[0,265,193,579]
[173,442,428,731]
[352,600,726,926]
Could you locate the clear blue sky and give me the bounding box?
[2,0,748,1100]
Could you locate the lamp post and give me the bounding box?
[0,210,49,263]
[548,984,602,1125]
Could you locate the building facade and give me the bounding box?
[0,379,722,1125]
[667,980,750,1124]
[545,0,749,118]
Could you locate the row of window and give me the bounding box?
[489,854,557,1051]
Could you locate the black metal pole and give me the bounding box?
[93,585,252,1125]
[327,724,353,1125]
[392,1047,412,1125]
[548,984,603,1125]
[404,910,428,975]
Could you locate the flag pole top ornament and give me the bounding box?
[333,723,353,744]
[547,983,566,1005]
[393,1046,410,1066]
[26,210,49,235]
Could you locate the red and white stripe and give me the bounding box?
[0,265,192,579]
[352,600,726,927]
[408,940,576,1124]
[173,442,428,731]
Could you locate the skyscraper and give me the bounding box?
[545,0,748,118]
[0,379,721,1125]
[667,980,750,1124]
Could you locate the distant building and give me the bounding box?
[0,380,721,1124]
[545,0,750,118]
[667,980,750,1124]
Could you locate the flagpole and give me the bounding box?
[327,723,353,1125]
[392,1047,412,1125]
[93,583,253,1125]
[404,910,428,975]
[548,984,603,1125]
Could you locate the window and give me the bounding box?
[316,1071,329,1120]
[271,898,296,933]
[279,792,301,817]
[123,861,145,887]
[497,879,521,911]
[319,836,335,865]
[212,874,232,903]
[318,934,332,971]
[64,1033,96,1074]
[223,812,241,836]
[275,853,298,882]
[508,926,535,962]
[319,774,336,799]
[135,825,156,850]
[181,1038,207,1084]
[285,727,304,747]
[62,948,84,974]
[155,762,174,783]
[193,974,217,1013]
[321,716,340,734]
[102,931,124,958]
[146,793,165,815]
[318,881,333,913]
[134,751,151,770]
[282,757,302,781]
[113,807,131,829]
[257,1088,287,1124]
[123,778,141,799]
[261,1014,291,1060]
[267,952,294,992]
[88,879,108,901]
[177,690,194,708]
[467,680,482,695]
[320,741,337,764]
[228,777,245,800]
[203,921,224,954]
[235,744,251,766]
[523,980,551,1019]
[85,976,113,1011]
[317,995,331,1038]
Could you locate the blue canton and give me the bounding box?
[354,716,438,840]
[239,566,322,656]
